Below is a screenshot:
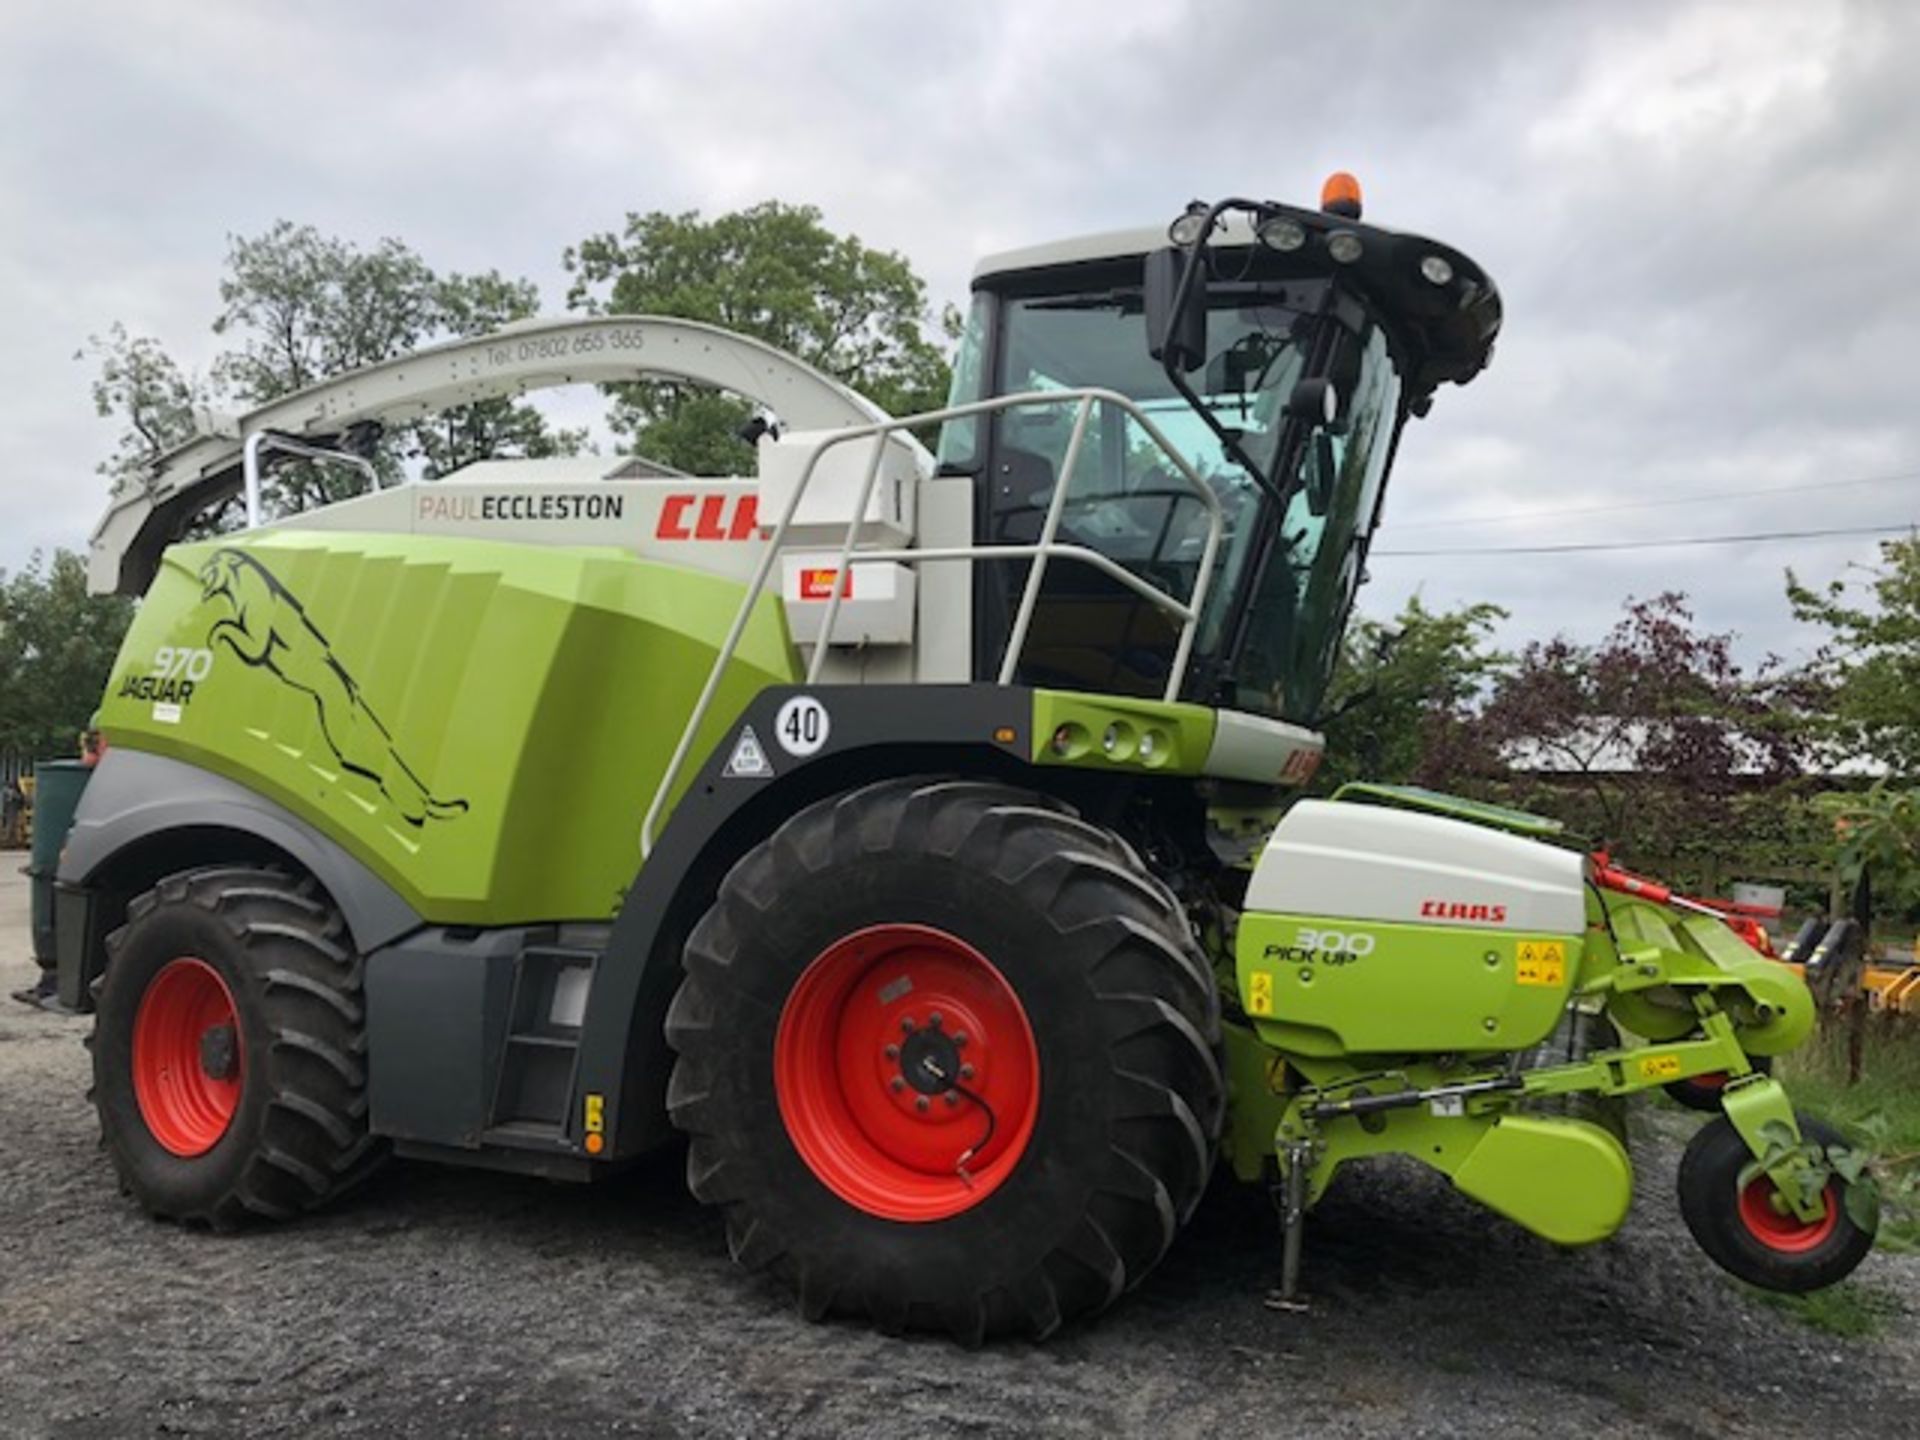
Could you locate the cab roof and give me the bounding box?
[969,202,1504,411]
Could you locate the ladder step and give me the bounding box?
[505,1033,576,1051]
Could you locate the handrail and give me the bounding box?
[242,432,385,529]
[639,387,1226,855]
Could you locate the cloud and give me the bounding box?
[0,0,1914,669]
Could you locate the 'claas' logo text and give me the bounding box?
[656,494,760,541]
[1419,899,1509,923]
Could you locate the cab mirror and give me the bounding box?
[1144,247,1206,374]
[1287,377,1341,426]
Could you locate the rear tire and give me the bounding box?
[665,778,1224,1343]
[1677,1113,1875,1292]
[89,866,384,1226]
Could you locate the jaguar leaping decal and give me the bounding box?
[198,548,469,828]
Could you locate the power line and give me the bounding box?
[1372,523,1915,558]
[1392,466,1920,530]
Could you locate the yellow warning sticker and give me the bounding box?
[1248,971,1274,1016]
[1637,1053,1683,1081]
[1515,940,1567,987]
[584,1092,605,1135]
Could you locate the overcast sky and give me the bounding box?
[2,0,1915,664]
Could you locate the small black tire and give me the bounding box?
[89,866,384,1226]
[1677,1113,1875,1293]
[1665,1052,1773,1113]
[665,777,1224,1344]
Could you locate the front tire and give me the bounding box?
[665,778,1224,1343]
[1677,1113,1875,1292]
[90,866,384,1226]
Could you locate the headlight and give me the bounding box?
[1168,205,1211,247]
[1327,230,1364,265]
[1256,216,1307,252]
[1420,254,1454,286]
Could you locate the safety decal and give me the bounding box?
[1514,939,1566,987]
[1636,1053,1682,1081]
[722,725,774,778]
[774,695,830,757]
[1248,970,1274,1016]
[583,1093,606,1155]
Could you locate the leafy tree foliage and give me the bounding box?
[565,201,955,473]
[0,551,135,758]
[1788,534,1920,776]
[80,323,203,493]
[88,222,582,515]
[1315,597,1508,793]
[1473,593,1808,873]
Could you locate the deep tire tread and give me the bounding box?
[666,776,1224,1343]
[89,865,385,1228]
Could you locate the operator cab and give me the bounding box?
[937,176,1501,728]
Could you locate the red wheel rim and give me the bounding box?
[1693,1072,1729,1091]
[1737,1176,1841,1254]
[774,923,1040,1222]
[132,957,243,1157]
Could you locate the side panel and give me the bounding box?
[1237,913,1581,1055]
[364,929,521,1147]
[96,530,798,925]
[1248,798,1588,935]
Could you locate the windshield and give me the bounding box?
[1232,323,1400,718]
[949,276,1401,725]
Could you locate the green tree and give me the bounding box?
[88,222,582,514]
[0,551,136,757]
[1314,596,1508,792]
[564,201,955,473]
[408,269,588,480]
[1788,533,1920,776]
[80,323,203,494]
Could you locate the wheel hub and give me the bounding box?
[1738,1176,1840,1254]
[199,1023,239,1082]
[131,957,244,1158]
[897,1022,963,1096]
[774,923,1039,1222]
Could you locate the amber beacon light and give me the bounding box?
[1320,171,1363,220]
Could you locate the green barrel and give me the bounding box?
[27,760,91,966]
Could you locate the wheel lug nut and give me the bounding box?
[944,1091,959,1107]
[899,1016,915,1033]
[952,1031,968,1047]
[889,1077,905,1093]
[883,1043,899,1060]
[959,1063,976,1081]
[915,1096,930,1113]
[929,1011,943,1028]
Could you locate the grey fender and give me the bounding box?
[59,747,422,951]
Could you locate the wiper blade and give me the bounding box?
[1024,290,1141,313]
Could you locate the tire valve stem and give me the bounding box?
[952,1083,998,1186]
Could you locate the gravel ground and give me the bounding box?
[2,864,1916,1439]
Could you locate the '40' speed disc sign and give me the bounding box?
[774,695,830,757]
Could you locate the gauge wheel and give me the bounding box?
[1677,1113,1875,1292]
